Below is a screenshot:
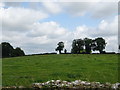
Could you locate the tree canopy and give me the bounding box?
[71,37,106,54]
[1,42,25,58]
[55,42,64,54]
[92,37,106,53]
[84,38,92,54]
[71,39,84,54]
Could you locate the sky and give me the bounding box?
[0,1,119,54]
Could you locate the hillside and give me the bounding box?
[2,54,118,87]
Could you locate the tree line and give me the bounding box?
[0,42,25,58]
[0,37,110,58]
[56,37,106,54]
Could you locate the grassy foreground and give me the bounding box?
[2,54,118,87]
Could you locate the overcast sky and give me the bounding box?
[0,1,119,54]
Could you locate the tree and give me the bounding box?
[64,49,67,54]
[1,42,25,57]
[77,39,84,53]
[55,42,64,54]
[13,47,25,56]
[71,39,84,54]
[92,37,106,53]
[71,39,78,54]
[1,42,14,57]
[84,38,92,54]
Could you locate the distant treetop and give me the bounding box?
[1,42,25,58]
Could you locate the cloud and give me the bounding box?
[92,16,118,37]
[74,16,118,38]
[42,2,62,14]
[61,2,93,16]
[1,7,48,32]
[73,16,118,52]
[1,2,118,54]
[41,2,117,18]
[28,21,67,38]
[65,2,117,18]
[0,3,5,7]
[1,3,68,54]
[4,2,21,7]
[91,2,118,18]
[2,2,118,18]
[105,36,118,52]
[73,25,89,39]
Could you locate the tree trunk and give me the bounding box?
[59,50,61,54]
[99,50,102,54]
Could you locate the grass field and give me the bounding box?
[2,54,118,87]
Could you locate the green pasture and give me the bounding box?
[2,54,119,87]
